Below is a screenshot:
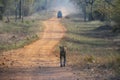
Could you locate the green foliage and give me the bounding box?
[72,0,120,31]
[0,0,48,17]
[61,18,115,55]
[60,17,120,76]
[84,55,96,63]
[0,0,4,20]
[0,19,43,51]
[112,0,120,23]
[114,56,120,74]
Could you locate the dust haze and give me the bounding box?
[48,0,79,17]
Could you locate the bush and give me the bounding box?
[112,0,120,32]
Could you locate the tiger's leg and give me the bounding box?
[60,55,63,67]
[63,54,66,67]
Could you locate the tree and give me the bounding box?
[0,0,5,20]
[19,0,22,19]
[112,0,120,32]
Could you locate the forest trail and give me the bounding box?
[0,18,78,80]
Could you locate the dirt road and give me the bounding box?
[0,18,78,80]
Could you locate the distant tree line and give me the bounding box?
[71,0,120,32]
[0,0,119,31]
[0,0,48,21]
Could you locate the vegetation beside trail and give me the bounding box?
[55,17,120,79]
[0,20,41,52]
[0,13,47,52]
[72,0,120,32]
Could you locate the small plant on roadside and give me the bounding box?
[114,57,120,75]
[84,55,96,63]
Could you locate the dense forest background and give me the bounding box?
[72,0,120,32]
[0,0,48,20]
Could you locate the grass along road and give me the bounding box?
[0,16,119,80]
[0,18,80,80]
[0,11,53,52]
[0,19,43,52]
[57,18,120,80]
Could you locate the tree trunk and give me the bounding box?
[89,4,93,21]
[15,0,18,22]
[83,2,87,22]
[0,0,5,20]
[19,0,22,19]
[0,13,3,20]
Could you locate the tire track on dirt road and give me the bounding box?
[0,18,79,80]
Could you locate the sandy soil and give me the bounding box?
[0,18,79,80]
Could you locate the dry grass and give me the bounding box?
[0,11,53,52]
[0,20,41,51]
[56,17,120,78]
